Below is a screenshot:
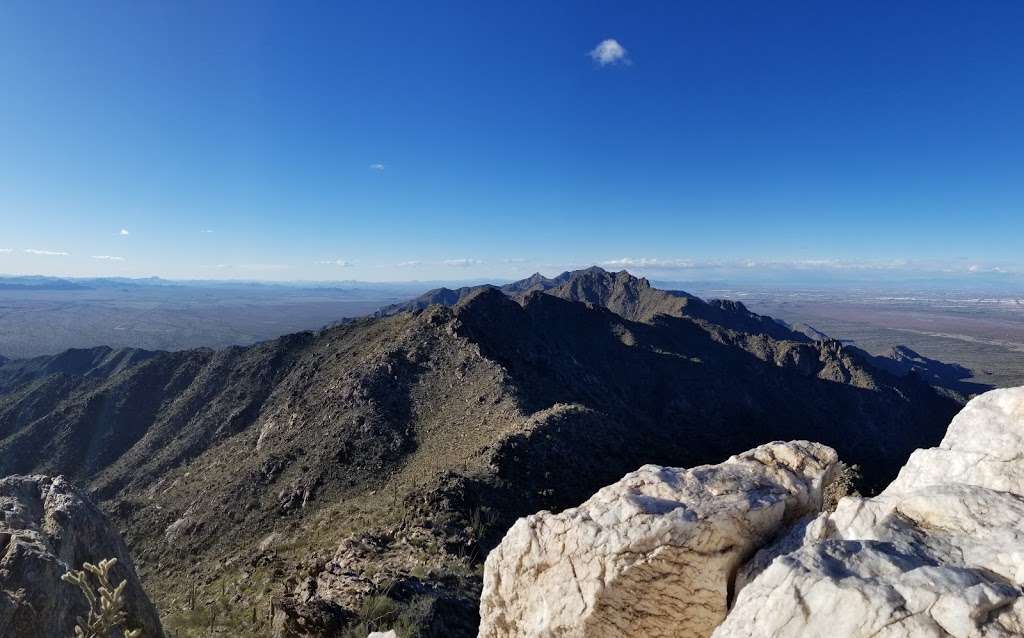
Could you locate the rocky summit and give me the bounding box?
[480,386,1024,638]
[0,268,963,636]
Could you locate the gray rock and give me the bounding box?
[0,475,163,638]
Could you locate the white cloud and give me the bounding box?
[369,163,385,171]
[968,264,1007,274]
[24,249,69,256]
[602,257,929,272]
[119,229,130,236]
[317,259,355,267]
[201,229,214,234]
[210,263,290,271]
[589,39,629,66]
[754,259,911,271]
[0,248,11,253]
[603,258,697,269]
[91,255,125,261]
[443,258,483,268]
[395,260,422,268]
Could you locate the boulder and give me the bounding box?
[478,441,839,638]
[0,475,163,638]
[715,387,1024,637]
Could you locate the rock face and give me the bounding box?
[0,475,163,638]
[715,387,1024,637]
[478,441,839,638]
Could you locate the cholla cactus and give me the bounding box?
[61,558,143,638]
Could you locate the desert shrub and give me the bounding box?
[61,558,142,638]
[339,592,429,638]
[359,594,401,628]
[823,462,862,512]
[467,506,497,543]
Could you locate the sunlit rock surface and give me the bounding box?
[715,387,1024,638]
[478,441,838,638]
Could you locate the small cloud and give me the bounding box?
[91,255,125,261]
[24,249,69,256]
[0,248,11,253]
[602,257,925,272]
[215,263,290,271]
[119,229,130,236]
[967,264,1006,274]
[443,258,483,268]
[317,259,355,267]
[395,260,422,268]
[501,258,528,264]
[201,229,214,234]
[589,39,629,66]
[369,163,385,171]
[603,257,696,269]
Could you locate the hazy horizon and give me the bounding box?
[2,265,1024,293]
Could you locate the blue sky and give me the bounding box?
[1,1,1023,282]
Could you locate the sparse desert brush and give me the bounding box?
[823,462,862,512]
[340,592,429,638]
[62,557,142,638]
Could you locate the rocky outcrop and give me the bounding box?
[0,475,163,638]
[715,386,1024,637]
[478,441,839,638]
[479,387,1024,638]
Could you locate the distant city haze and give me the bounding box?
[2,3,1023,282]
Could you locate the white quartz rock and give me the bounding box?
[714,387,1024,638]
[885,386,1024,495]
[477,441,838,638]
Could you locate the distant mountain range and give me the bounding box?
[379,266,978,397]
[380,266,819,338]
[0,266,963,636]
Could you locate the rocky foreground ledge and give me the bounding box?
[0,475,163,638]
[478,387,1024,638]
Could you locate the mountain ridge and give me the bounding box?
[0,266,964,636]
